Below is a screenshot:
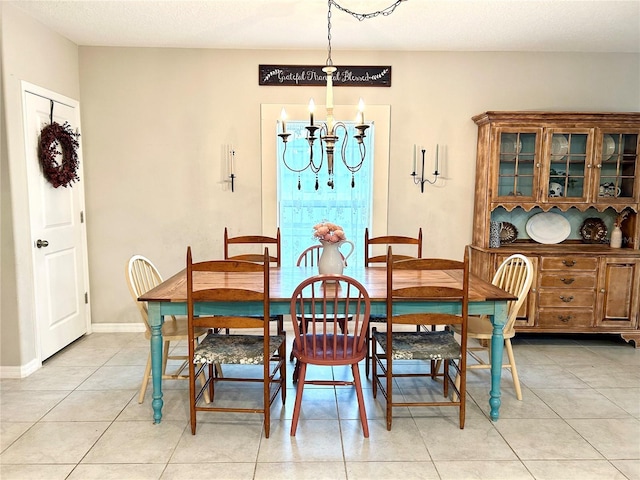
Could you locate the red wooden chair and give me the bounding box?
[289,274,371,437]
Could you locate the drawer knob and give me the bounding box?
[560,277,575,285]
[562,260,576,267]
[559,295,574,303]
[600,288,606,293]
[558,315,572,323]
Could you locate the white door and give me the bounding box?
[23,87,90,360]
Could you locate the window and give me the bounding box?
[277,121,374,268]
[261,103,391,266]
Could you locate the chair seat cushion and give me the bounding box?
[373,331,461,360]
[194,333,285,365]
[369,314,388,323]
[293,334,365,362]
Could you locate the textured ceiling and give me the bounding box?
[7,0,640,53]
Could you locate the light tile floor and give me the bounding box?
[1,332,639,480]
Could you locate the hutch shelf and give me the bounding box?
[470,111,640,347]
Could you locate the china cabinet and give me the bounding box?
[470,111,640,347]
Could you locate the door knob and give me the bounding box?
[36,239,49,248]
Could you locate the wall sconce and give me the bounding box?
[411,144,440,193]
[224,145,236,192]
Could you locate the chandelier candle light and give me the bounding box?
[412,144,440,193]
[278,0,406,190]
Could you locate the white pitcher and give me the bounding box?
[317,239,355,275]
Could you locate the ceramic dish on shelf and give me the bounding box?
[525,212,571,244]
[500,134,522,161]
[499,222,518,244]
[602,134,616,161]
[579,217,608,244]
[551,135,569,161]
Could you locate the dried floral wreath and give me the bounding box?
[38,121,80,188]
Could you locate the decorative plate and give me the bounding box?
[500,222,518,244]
[551,135,569,161]
[602,134,615,161]
[579,217,608,244]
[525,212,571,244]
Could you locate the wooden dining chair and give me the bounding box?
[364,227,422,266]
[224,227,283,334]
[453,253,533,400]
[296,244,322,267]
[296,244,348,267]
[289,274,371,437]
[372,245,470,430]
[363,227,423,378]
[224,227,281,266]
[126,255,212,404]
[186,247,286,437]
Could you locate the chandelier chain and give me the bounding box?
[330,0,408,21]
[326,0,407,65]
[326,0,333,65]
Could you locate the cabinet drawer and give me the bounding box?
[539,310,593,327]
[538,290,595,307]
[539,273,597,289]
[540,257,598,271]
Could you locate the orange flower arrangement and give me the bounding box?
[313,221,346,243]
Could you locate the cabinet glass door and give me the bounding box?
[547,131,590,201]
[497,131,538,198]
[597,133,638,201]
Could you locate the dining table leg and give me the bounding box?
[489,302,508,421]
[148,302,164,424]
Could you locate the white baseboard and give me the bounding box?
[0,358,41,379]
[90,322,146,333]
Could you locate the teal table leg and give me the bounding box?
[489,302,508,421]
[148,303,163,424]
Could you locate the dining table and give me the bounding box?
[139,264,516,424]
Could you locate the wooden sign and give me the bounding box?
[259,65,391,87]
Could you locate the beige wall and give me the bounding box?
[2,1,639,370]
[1,3,80,368]
[79,47,639,329]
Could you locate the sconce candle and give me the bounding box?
[411,145,441,193]
[358,98,365,124]
[225,144,236,193]
[280,108,287,133]
[413,145,417,173]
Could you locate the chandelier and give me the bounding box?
[278,0,406,190]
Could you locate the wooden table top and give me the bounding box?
[139,266,515,303]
